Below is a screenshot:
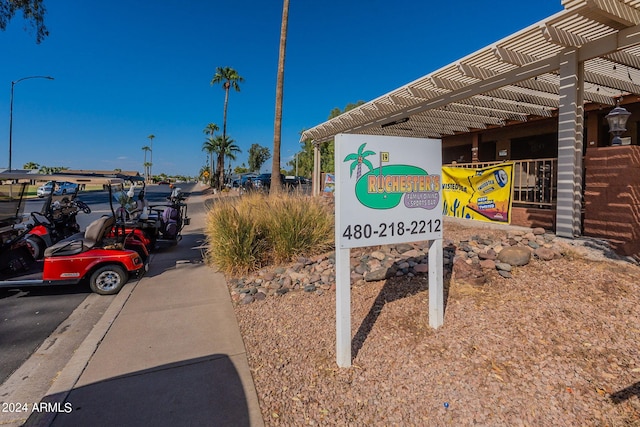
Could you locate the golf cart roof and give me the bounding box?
[0,172,125,186]
[48,173,125,186]
[0,172,44,183]
[60,172,142,185]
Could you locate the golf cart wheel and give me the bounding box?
[89,265,128,295]
[25,235,46,260]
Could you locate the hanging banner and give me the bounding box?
[442,163,514,223]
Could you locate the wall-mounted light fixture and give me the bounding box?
[606,99,631,146]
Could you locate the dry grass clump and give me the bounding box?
[205,192,333,274]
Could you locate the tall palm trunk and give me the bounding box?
[223,85,230,139]
[214,151,216,184]
[270,0,289,196]
[217,153,225,190]
[207,129,216,186]
[220,87,230,190]
[147,134,155,183]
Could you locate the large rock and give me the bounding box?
[413,263,429,273]
[402,249,423,259]
[497,246,531,266]
[479,259,496,270]
[395,243,414,254]
[478,249,497,260]
[452,258,486,286]
[534,247,556,261]
[364,267,391,282]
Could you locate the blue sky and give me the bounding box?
[0,0,562,177]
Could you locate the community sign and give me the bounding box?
[336,134,443,249]
[334,134,445,367]
[442,163,514,223]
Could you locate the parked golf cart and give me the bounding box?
[22,175,93,259]
[112,175,190,249]
[0,173,147,295]
[0,175,34,274]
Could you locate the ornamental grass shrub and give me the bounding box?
[205,194,266,274]
[262,194,334,264]
[205,192,334,274]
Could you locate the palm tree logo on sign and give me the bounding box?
[343,142,440,211]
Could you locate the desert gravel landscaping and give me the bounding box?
[230,219,640,426]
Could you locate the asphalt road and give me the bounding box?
[0,182,195,385]
[0,285,95,384]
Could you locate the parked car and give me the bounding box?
[233,173,258,188]
[284,176,308,186]
[37,181,78,198]
[252,173,285,189]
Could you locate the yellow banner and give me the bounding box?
[442,163,513,223]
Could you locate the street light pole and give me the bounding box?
[287,150,299,178]
[9,75,54,171]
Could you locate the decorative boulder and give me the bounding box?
[497,246,531,266]
[364,267,391,282]
[452,258,486,286]
[534,247,556,261]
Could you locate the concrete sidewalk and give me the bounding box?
[26,188,264,427]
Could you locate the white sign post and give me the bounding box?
[335,134,443,367]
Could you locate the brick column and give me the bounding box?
[584,146,640,259]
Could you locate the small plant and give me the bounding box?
[205,192,334,273]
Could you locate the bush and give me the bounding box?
[262,196,334,264]
[205,198,265,274]
[205,193,334,273]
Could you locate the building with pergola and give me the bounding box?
[303,0,640,260]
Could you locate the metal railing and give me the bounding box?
[444,158,558,208]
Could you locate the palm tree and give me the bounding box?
[147,134,155,182]
[270,0,290,196]
[143,162,152,182]
[221,136,241,187]
[38,165,68,174]
[343,143,375,180]
[210,67,244,140]
[142,145,151,182]
[202,137,217,186]
[203,123,219,182]
[23,161,40,170]
[212,135,241,190]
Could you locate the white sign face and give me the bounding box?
[335,134,443,249]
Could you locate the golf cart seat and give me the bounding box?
[44,215,116,257]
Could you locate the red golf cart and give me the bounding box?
[0,173,147,295]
